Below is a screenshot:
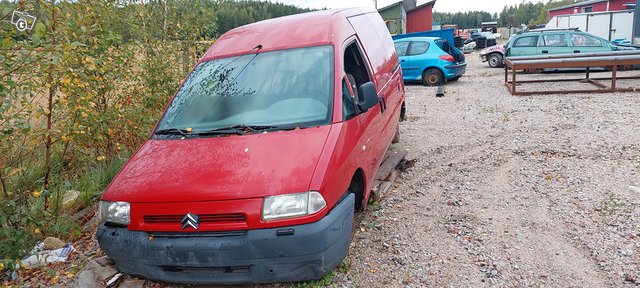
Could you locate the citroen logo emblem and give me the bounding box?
[181,212,199,230]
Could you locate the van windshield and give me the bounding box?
[156,45,334,134]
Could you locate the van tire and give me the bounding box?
[392,124,400,144]
[422,69,444,86]
[347,189,358,239]
[488,53,503,68]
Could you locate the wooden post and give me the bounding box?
[504,64,508,84]
[511,65,517,95]
[586,67,590,79]
[611,64,617,91]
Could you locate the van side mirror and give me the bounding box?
[356,82,379,113]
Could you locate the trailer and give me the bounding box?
[546,10,635,44]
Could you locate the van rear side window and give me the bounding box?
[344,42,371,90]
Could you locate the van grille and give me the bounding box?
[144,213,246,224]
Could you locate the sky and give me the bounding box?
[271,0,547,14]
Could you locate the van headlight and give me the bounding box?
[262,191,326,221]
[99,201,130,225]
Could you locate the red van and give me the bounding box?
[97,7,405,284]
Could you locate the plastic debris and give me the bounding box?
[21,242,75,268]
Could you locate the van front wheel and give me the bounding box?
[392,124,400,144]
[422,69,443,86]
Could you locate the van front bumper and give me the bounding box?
[96,194,354,284]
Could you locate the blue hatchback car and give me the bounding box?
[394,37,466,86]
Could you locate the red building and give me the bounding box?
[548,0,636,19]
[406,0,436,33]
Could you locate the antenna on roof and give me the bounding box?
[373,0,377,9]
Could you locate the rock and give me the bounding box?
[624,274,638,284]
[118,278,145,288]
[629,186,640,193]
[94,255,115,267]
[82,214,99,233]
[43,237,66,250]
[62,190,81,210]
[73,256,118,288]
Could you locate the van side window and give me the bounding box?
[342,79,357,120]
[344,42,372,93]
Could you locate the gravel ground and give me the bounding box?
[331,53,640,287]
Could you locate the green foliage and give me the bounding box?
[293,271,336,288]
[433,11,497,29]
[498,0,577,27]
[0,0,309,263]
[535,0,576,24]
[435,0,580,28]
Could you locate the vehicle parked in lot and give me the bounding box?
[394,37,466,86]
[480,28,624,68]
[96,8,405,285]
[479,43,506,68]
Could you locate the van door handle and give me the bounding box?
[573,50,580,53]
[541,50,549,53]
[379,94,386,112]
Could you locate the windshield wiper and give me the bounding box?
[198,125,274,135]
[199,124,309,135]
[154,128,193,137]
[155,127,243,137]
[156,124,310,138]
[262,124,309,132]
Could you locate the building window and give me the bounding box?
[583,6,593,13]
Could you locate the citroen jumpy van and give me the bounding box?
[97,8,405,284]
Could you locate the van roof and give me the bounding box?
[201,7,373,61]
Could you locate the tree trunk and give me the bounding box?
[0,168,8,200]
[43,0,58,212]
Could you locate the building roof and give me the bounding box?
[379,0,435,13]
[547,0,608,12]
[378,1,406,13]
[406,0,436,13]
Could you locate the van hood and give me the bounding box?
[103,126,332,203]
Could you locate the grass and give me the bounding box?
[599,193,623,218]
[293,271,336,288]
[0,147,133,260]
[74,153,131,207]
[292,259,350,288]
